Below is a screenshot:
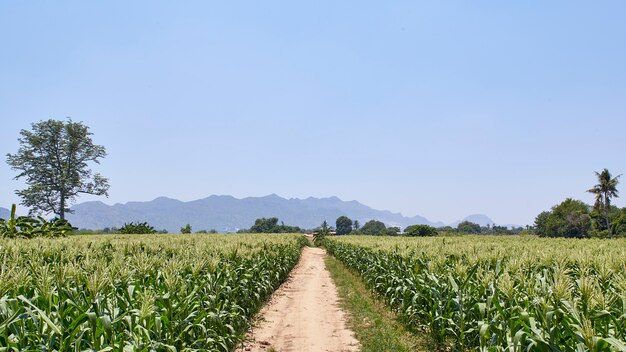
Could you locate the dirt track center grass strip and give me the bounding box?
[325,254,431,352]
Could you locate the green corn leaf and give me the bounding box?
[16,295,61,335]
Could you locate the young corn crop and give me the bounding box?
[0,234,307,351]
[326,236,626,351]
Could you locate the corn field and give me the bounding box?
[0,234,307,351]
[325,236,626,351]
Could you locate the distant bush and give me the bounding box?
[335,216,353,235]
[313,220,330,246]
[359,220,387,236]
[180,224,192,234]
[534,198,591,238]
[118,222,156,234]
[612,214,626,237]
[383,227,398,236]
[195,229,218,234]
[456,221,482,234]
[404,224,438,237]
[0,204,74,238]
[74,227,123,235]
[248,217,301,233]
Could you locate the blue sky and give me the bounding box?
[1,1,625,226]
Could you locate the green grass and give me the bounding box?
[325,254,432,352]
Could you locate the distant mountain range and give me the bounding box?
[50,194,498,232]
[0,207,10,220]
[449,214,496,228]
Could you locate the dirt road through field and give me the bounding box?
[242,246,360,352]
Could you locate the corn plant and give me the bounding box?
[0,204,19,238]
[326,235,626,352]
[0,233,307,351]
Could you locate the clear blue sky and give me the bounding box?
[1,1,625,226]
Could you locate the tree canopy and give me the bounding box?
[404,224,438,237]
[248,217,301,233]
[587,168,621,238]
[534,198,591,238]
[335,216,353,235]
[530,169,624,238]
[118,222,156,234]
[6,119,109,219]
[359,220,387,236]
[456,221,481,234]
[611,211,626,236]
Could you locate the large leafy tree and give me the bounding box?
[335,216,353,235]
[6,119,109,220]
[404,224,438,237]
[456,220,481,234]
[587,168,621,238]
[541,198,591,238]
[248,217,301,233]
[359,220,387,236]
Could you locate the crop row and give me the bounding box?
[325,236,626,351]
[0,234,307,351]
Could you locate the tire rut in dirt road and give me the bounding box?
[242,246,360,352]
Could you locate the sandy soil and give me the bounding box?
[241,246,360,352]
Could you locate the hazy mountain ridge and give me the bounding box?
[0,207,10,220]
[64,195,497,232]
[449,214,495,228]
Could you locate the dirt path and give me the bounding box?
[242,246,360,352]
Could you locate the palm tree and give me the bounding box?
[587,169,621,238]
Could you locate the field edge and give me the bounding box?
[324,254,432,352]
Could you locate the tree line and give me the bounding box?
[315,217,524,237]
[4,119,622,239]
[534,169,623,238]
[311,169,623,239]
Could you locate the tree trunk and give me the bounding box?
[605,194,612,239]
[60,192,65,220]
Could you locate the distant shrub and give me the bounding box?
[118,222,156,234]
[534,198,591,238]
[181,224,192,234]
[335,216,353,235]
[249,217,301,233]
[611,214,626,237]
[313,220,330,246]
[384,227,401,236]
[359,220,387,236]
[0,204,73,238]
[404,224,438,237]
[456,221,482,234]
[195,229,218,234]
